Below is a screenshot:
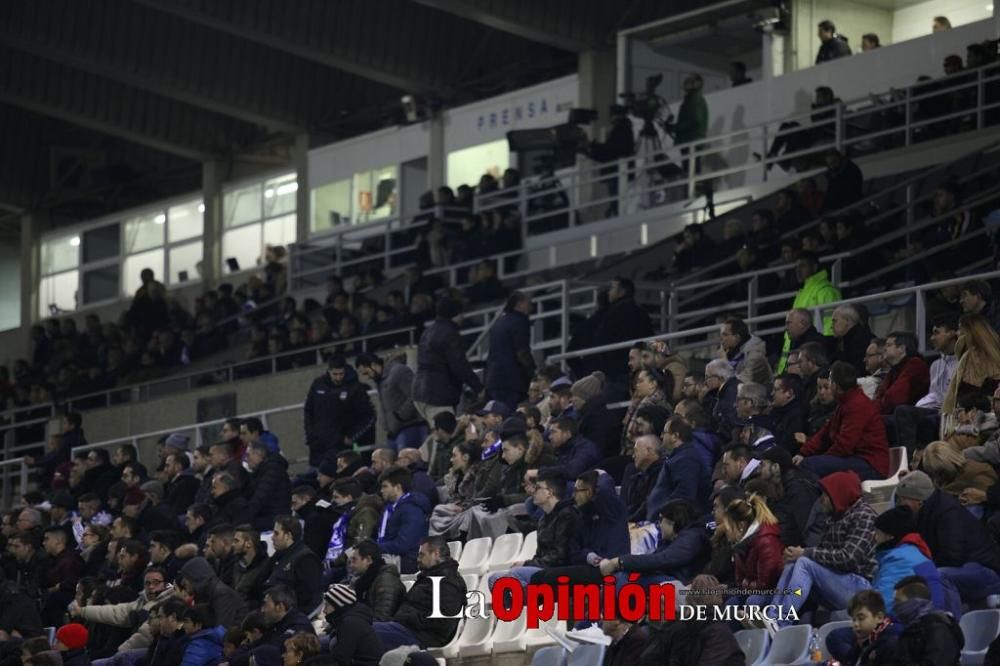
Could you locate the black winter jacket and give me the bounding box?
[393,559,466,648]
[304,372,376,462]
[328,603,384,666]
[354,559,406,621]
[265,541,324,612]
[412,318,483,407]
[485,309,534,400]
[892,612,964,666]
[526,499,581,568]
[247,452,291,531]
[916,489,1000,572]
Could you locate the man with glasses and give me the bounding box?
[487,471,580,595]
[71,565,176,661]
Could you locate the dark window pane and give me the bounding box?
[82,266,119,304]
[83,224,120,263]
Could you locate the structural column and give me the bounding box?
[19,213,38,331]
[201,160,223,286]
[293,133,310,243]
[428,115,445,190]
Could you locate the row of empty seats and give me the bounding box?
[736,609,1000,666]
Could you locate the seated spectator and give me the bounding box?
[376,467,430,574]
[230,525,268,605]
[795,361,890,481]
[177,557,247,630]
[959,278,1000,333]
[599,499,710,585]
[245,442,291,531]
[464,260,506,305]
[947,393,998,449]
[923,438,998,503]
[264,515,322,614]
[259,585,314,649]
[373,537,465,651]
[763,87,838,172]
[704,359,740,441]
[828,589,900,666]
[896,470,1000,605]
[755,447,821,547]
[321,584,385,666]
[163,451,199,515]
[719,319,772,387]
[831,304,873,375]
[54,622,90,665]
[347,539,405,622]
[488,472,579,592]
[816,19,852,63]
[544,416,600,479]
[942,313,1000,423]
[891,577,965,665]
[770,374,807,454]
[621,435,665,523]
[648,418,711,518]
[870,332,930,414]
[723,493,785,595]
[421,412,463,483]
[180,604,224,666]
[762,471,876,627]
[778,300,836,375]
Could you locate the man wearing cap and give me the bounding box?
[304,354,376,468]
[477,400,512,433]
[412,298,484,425]
[485,291,536,407]
[793,361,890,481]
[544,378,577,426]
[323,582,385,666]
[764,471,877,627]
[896,469,1000,605]
[756,447,821,547]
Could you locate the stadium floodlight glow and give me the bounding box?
[264,188,274,199]
[197,203,205,213]
[69,236,81,247]
[154,214,166,224]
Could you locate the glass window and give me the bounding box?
[82,224,120,264]
[222,224,263,273]
[263,174,297,219]
[41,235,79,275]
[168,241,203,285]
[168,200,204,243]
[122,249,165,297]
[38,271,79,319]
[311,179,352,232]
[352,166,398,224]
[263,214,296,251]
[82,266,120,304]
[447,140,509,190]
[124,213,165,254]
[223,183,263,228]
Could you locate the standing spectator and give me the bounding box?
[671,74,709,157]
[304,354,376,468]
[485,291,536,407]
[372,537,465,651]
[264,516,323,614]
[412,299,484,424]
[816,20,852,64]
[356,352,426,452]
[776,254,840,373]
[593,278,654,384]
[861,33,881,51]
[874,332,930,415]
[795,361,890,481]
[820,149,864,213]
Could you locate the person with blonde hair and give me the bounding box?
[282,631,322,665]
[723,493,785,596]
[922,439,997,501]
[942,313,1000,421]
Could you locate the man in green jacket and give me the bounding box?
[777,252,842,373]
[673,74,709,146]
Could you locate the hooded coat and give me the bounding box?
[729,335,772,387]
[374,355,423,438]
[378,492,431,574]
[804,472,877,579]
[874,533,957,617]
[181,625,225,666]
[178,557,248,628]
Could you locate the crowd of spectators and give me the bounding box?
[4,261,1000,665]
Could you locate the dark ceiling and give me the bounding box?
[0,0,700,231]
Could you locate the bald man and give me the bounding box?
[777,309,832,373]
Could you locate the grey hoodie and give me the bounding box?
[179,556,248,628]
[732,335,772,387]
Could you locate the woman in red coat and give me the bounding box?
[724,493,786,591]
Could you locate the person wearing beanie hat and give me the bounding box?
[763,471,878,628]
[568,371,621,461]
[485,290,535,408]
[164,432,190,452]
[570,372,605,410]
[323,583,385,666]
[896,470,1000,605]
[412,296,483,425]
[55,623,89,665]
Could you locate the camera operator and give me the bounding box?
[579,105,635,217]
[664,74,708,175]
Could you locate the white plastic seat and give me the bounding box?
[861,447,909,495]
[518,531,538,562]
[532,646,567,666]
[427,618,464,659]
[447,540,463,562]
[492,614,528,653]
[760,624,810,665]
[462,572,479,592]
[567,644,606,666]
[459,536,493,576]
[961,609,1000,665]
[457,615,497,658]
[734,628,770,666]
[526,604,561,648]
[488,532,524,572]
[814,620,853,662]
